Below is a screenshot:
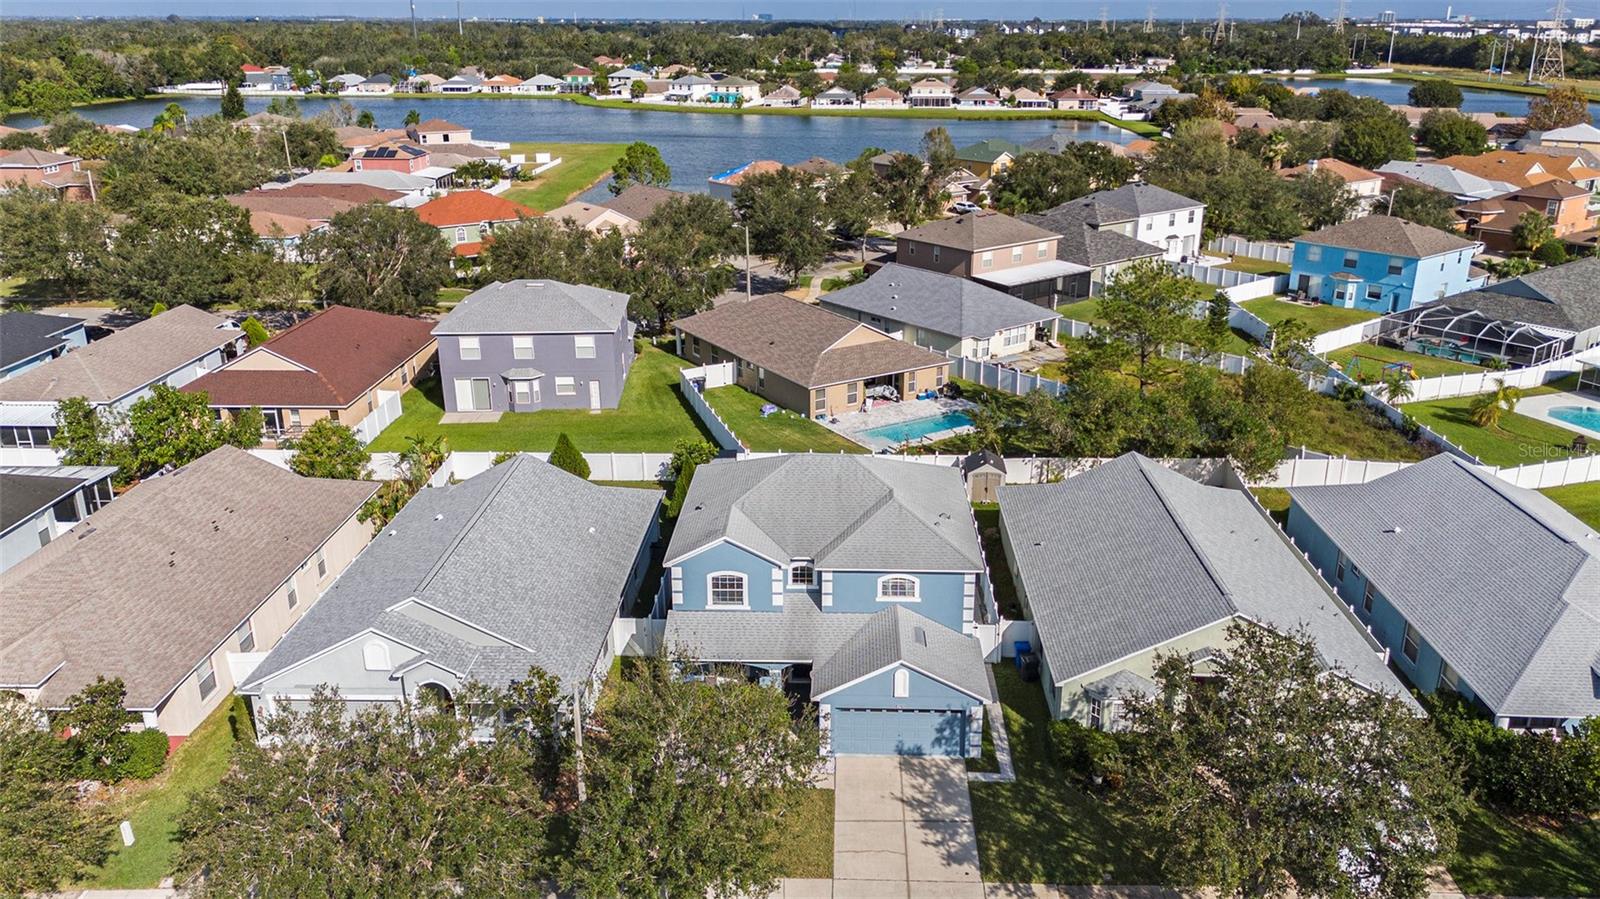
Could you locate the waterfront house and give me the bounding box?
[0,306,244,450]
[0,312,86,382]
[666,75,719,103]
[240,456,660,729]
[1048,85,1099,111]
[673,293,950,419]
[608,67,652,94]
[406,118,473,146]
[707,76,761,105]
[432,279,635,414]
[813,86,859,108]
[861,85,905,108]
[351,143,431,173]
[182,306,436,444]
[413,190,536,259]
[998,453,1415,729]
[893,211,1071,307]
[820,263,1061,360]
[662,454,993,757]
[956,87,1002,108]
[707,159,784,201]
[953,138,1023,180]
[1008,87,1050,108]
[1288,215,1482,313]
[353,74,394,94]
[401,73,447,92]
[908,78,956,108]
[516,74,564,94]
[763,84,805,107]
[0,464,117,573]
[1280,158,1384,216]
[437,74,482,93]
[564,66,595,92]
[0,447,379,743]
[482,74,522,93]
[1285,454,1600,730]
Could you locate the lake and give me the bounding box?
[14,96,1136,198]
[1275,77,1600,118]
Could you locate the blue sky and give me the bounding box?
[4,0,1551,21]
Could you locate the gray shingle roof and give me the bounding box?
[999,454,1414,706]
[1431,257,1600,333]
[0,312,82,369]
[819,264,1058,340]
[1288,454,1600,718]
[0,447,378,709]
[1072,184,1204,219]
[0,306,238,405]
[665,599,871,664]
[666,455,983,572]
[812,604,992,700]
[898,212,1060,253]
[600,184,690,223]
[1297,215,1479,258]
[243,455,660,694]
[433,279,631,335]
[1082,669,1159,701]
[1020,202,1167,268]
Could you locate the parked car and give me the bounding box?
[950,200,981,214]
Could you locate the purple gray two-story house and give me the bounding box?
[432,279,636,413]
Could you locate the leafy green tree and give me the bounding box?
[732,166,830,284]
[356,109,376,128]
[97,194,258,313]
[1387,184,1459,232]
[560,654,821,898]
[608,141,671,194]
[263,96,299,118]
[1333,111,1416,169]
[359,433,447,528]
[240,315,270,347]
[1407,80,1463,108]
[876,151,935,228]
[176,671,570,898]
[0,187,111,299]
[989,151,1092,214]
[1469,378,1523,428]
[404,108,421,125]
[453,158,501,186]
[58,676,138,780]
[151,101,188,133]
[219,80,245,119]
[1416,109,1487,157]
[1123,623,1464,899]
[1143,120,1301,239]
[302,204,454,314]
[0,131,50,151]
[631,194,737,332]
[52,397,131,480]
[1095,259,1213,395]
[629,79,647,99]
[123,385,262,477]
[1526,85,1593,131]
[481,216,631,292]
[1291,167,1360,230]
[278,120,342,168]
[1267,317,1315,366]
[1512,210,1555,253]
[103,116,280,205]
[1534,239,1569,265]
[824,163,884,253]
[0,695,110,895]
[284,419,371,480]
[548,432,591,479]
[665,439,718,516]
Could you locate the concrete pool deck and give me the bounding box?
[1519,392,1600,439]
[826,398,977,451]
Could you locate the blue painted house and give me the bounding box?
[1286,455,1600,731]
[1288,215,1483,313]
[662,455,994,757]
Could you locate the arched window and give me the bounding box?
[893,668,910,698]
[877,575,920,602]
[708,572,747,607]
[417,682,453,713]
[362,640,390,671]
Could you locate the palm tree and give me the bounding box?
[1382,373,1414,404]
[1469,378,1523,429]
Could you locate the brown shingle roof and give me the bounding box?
[0,147,79,168]
[898,211,1060,252]
[247,183,406,204]
[601,184,690,222]
[674,294,947,388]
[183,306,435,409]
[1298,215,1478,258]
[1281,158,1382,185]
[0,447,378,710]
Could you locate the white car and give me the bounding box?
[950,200,981,214]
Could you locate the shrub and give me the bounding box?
[115,729,169,780]
[1422,691,1600,818]
[148,302,168,316]
[548,433,590,479]
[1534,240,1569,265]
[1049,718,1126,788]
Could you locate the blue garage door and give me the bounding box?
[832,708,967,757]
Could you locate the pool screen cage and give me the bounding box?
[1580,361,1600,396]
[1377,304,1574,368]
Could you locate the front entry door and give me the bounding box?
[588,379,602,411]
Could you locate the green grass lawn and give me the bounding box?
[1222,255,1291,277]
[972,504,1022,620]
[1449,802,1600,896]
[501,142,628,212]
[773,788,834,878]
[1325,343,1485,380]
[1541,482,1600,528]
[1403,393,1584,469]
[971,666,1162,884]
[702,385,866,454]
[81,698,251,888]
[1250,487,1293,524]
[433,286,473,307]
[369,343,711,453]
[1054,298,1106,326]
[1241,296,1377,335]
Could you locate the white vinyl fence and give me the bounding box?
[351,390,403,445]
[1173,262,1287,302]
[1207,236,1295,265]
[247,448,675,484]
[1395,348,1600,404]
[677,362,746,453]
[1310,319,1385,355]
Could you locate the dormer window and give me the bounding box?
[877,575,920,602]
[789,561,815,586]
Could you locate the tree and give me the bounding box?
[1407,80,1463,108]
[283,419,371,480]
[58,676,138,779]
[0,695,110,896]
[732,166,831,284]
[666,439,718,516]
[1416,109,1487,157]
[1388,184,1459,232]
[302,204,454,314]
[876,151,935,228]
[151,101,187,133]
[482,216,630,292]
[1511,210,1555,253]
[404,108,421,125]
[1332,111,1415,169]
[824,164,884,252]
[356,109,376,128]
[1291,168,1360,230]
[560,654,821,898]
[277,120,341,169]
[263,95,299,118]
[97,194,260,313]
[359,433,447,528]
[1469,378,1523,428]
[52,397,129,478]
[630,194,737,332]
[1095,259,1212,395]
[125,385,262,477]
[609,141,671,194]
[1123,623,1464,899]
[1526,85,1593,132]
[629,79,647,99]
[989,151,1092,214]
[1143,120,1302,240]
[548,432,590,479]
[0,187,111,299]
[219,80,245,120]
[1267,318,1315,366]
[240,315,270,347]
[176,672,569,897]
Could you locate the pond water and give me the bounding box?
[1273,77,1600,119]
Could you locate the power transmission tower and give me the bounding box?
[1531,0,1568,82]
[1213,0,1227,44]
[1143,5,1155,32]
[1100,5,1110,32]
[1332,0,1347,33]
[409,0,417,39]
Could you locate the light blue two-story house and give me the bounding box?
[662,455,994,758]
[1288,215,1483,313]
[1286,455,1600,731]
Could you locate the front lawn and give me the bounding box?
[368,343,711,452]
[501,142,628,211]
[1221,255,1291,276]
[702,385,866,454]
[970,665,1161,884]
[773,788,834,878]
[1241,296,1377,335]
[1449,801,1600,897]
[80,697,250,888]
[1325,343,1485,380]
[1541,482,1600,528]
[1403,393,1584,468]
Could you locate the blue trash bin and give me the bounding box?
[1012,641,1032,668]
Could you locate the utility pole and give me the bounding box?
[738,223,752,300]
[1387,25,1397,65]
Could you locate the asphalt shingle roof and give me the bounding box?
[898,212,1060,252]
[433,279,631,335]
[1288,455,1600,718]
[1427,257,1600,333]
[812,604,992,700]
[999,454,1414,705]
[600,184,689,222]
[0,472,94,534]
[1298,215,1479,258]
[1021,201,1167,268]
[245,455,661,693]
[1070,184,1204,219]
[819,263,1059,340]
[665,599,871,664]
[0,311,82,369]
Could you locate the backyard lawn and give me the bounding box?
[1541,482,1600,528]
[1054,298,1106,326]
[1325,343,1485,380]
[1295,391,1430,462]
[972,504,1022,620]
[1402,380,1585,468]
[1240,296,1377,334]
[501,142,628,212]
[80,698,250,889]
[368,343,711,452]
[1449,802,1600,897]
[1221,254,1291,276]
[970,666,1161,884]
[702,386,866,454]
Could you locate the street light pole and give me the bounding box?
[738,222,752,300]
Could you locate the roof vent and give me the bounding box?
[913,626,928,646]
[434,513,444,521]
[588,526,597,534]
[1384,526,1403,534]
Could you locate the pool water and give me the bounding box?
[1549,405,1600,435]
[859,411,975,444]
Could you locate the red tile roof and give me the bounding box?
[182,306,435,409]
[453,241,485,257]
[415,190,537,226]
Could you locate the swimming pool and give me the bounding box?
[858,411,975,444]
[1549,405,1600,436]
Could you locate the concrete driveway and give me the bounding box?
[834,756,983,898]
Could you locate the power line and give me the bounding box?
[1531,0,1568,83]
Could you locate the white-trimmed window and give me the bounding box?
[1362,581,1376,614]
[363,640,391,671]
[893,668,910,698]
[459,336,481,360]
[196,657,217,700]
[1402,623,1421,663]
[1306,245,1322,262]
[234,619,255,653]
[513,381,532,405]
[574,335,596,358]
[789,561,816,587]
[513,335,534,359]
[555,376,576,396]
[980,251,993,269]
[1439,661,1460,692]
[455,226,467,243]
[1011,246,1023,263]
[315,549,327,580]
[877,575,920,602]
[1088,696,1103,729]
[1036,241,1049,259]
[708,572,747,607]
